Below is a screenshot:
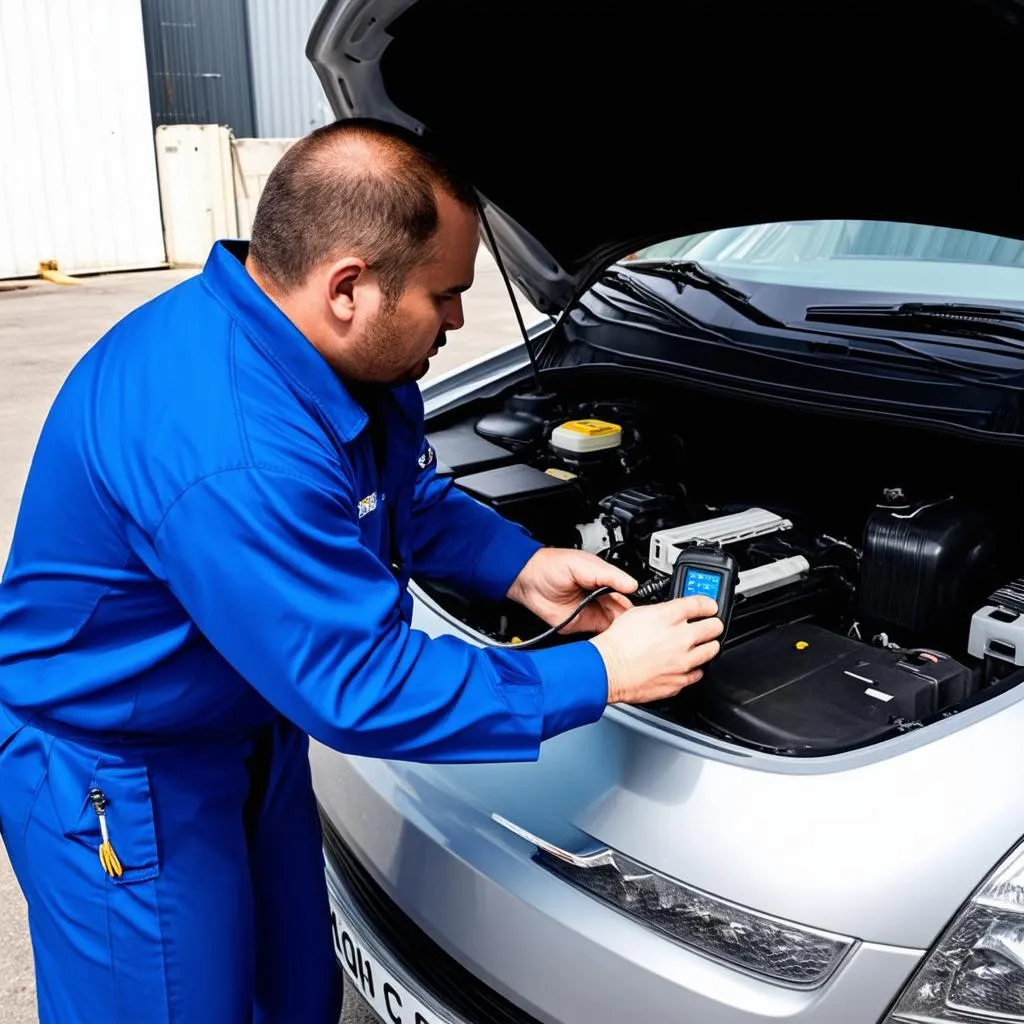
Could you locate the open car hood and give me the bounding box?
[308,0,1024,315]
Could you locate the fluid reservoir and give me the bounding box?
[550,418,623,455]
[548,418,625,492]
[858,492,999,643]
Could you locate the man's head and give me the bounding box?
[246,118,480,384]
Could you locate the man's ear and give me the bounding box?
[325,257,367,324]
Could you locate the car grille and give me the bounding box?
[319,809,544,1024]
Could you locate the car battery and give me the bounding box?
[689,623,973,755]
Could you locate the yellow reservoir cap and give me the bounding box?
[551,419,623,454]
[560,419,621,437]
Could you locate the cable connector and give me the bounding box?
[635,575,670,601]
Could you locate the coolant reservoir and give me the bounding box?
[550,418,623,454]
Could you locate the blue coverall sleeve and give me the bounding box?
[408,457,543,601]
[152,467,607,762]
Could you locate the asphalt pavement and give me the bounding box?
[0,247,536,1023]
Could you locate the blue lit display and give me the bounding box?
[682,568,722,601]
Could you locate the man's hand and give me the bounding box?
[507,548,637,634]
[589,596,724,705]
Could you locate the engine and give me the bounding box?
[424,396,1021,756]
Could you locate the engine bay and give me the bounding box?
[419,378,1024,756]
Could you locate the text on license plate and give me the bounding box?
[330,892,453,1024]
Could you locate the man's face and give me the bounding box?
[355,191,479,384]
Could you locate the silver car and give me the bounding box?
[307,1,1024,1021]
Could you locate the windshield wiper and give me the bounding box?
[595,271,1024,387]
[598,268,733,342]
[624,260,788,328]
[805,301,1024,346]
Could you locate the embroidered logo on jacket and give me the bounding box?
[417,444,436,471]
[357,492,378,518]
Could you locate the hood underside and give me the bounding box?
[309,0,1024,313]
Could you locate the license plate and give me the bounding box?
[330,890,457,1024]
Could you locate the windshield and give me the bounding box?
[625,221,1024,304]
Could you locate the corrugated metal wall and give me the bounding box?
[247,0,332,137]
[0,0,166,278]
[140,0,256,137]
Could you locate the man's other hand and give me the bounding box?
[507,548,637,634]
[589,596,724,705]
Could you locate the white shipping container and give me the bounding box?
[0,0,166,279]
[232,137,296,238]
[155,124,238,267]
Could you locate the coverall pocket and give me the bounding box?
[59,758,161,885]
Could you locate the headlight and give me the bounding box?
[492,813,854,988]
[884,839,1024,1022]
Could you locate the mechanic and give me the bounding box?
[0,119,723,1023]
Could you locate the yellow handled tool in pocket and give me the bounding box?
[88,789,123,879]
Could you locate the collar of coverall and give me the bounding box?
[200,240,371,444]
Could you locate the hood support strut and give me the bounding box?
[477,199,546,394]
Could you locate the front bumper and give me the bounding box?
[313,748,929,1024]
[322,811,540,1024]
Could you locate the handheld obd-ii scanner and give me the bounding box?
[669,541,738,655]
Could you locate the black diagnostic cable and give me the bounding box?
[488,572,678,650]
[486,586,616,650]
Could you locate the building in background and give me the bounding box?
[140,0,258,138]
[247,0,333,137]
[0,0,332,279]
[0,0,167,278]
[140,0,332,139]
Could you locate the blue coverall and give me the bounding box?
[0,241,608,1023]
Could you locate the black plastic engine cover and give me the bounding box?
[453,464,584,546]
[425,422,518,477]
[689,623,973,755]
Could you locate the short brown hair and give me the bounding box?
[248,118,478,301]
